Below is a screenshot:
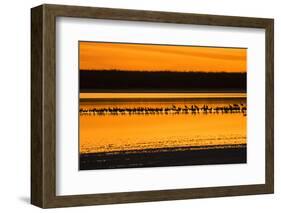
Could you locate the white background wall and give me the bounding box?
[0,0,279,212]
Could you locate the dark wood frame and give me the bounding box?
[31,4,274,208]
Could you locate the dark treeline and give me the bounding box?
[80,70,246,93]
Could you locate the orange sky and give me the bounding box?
[79,42,247,72]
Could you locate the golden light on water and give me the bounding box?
[80,110,246,154]
[79,94,247,154]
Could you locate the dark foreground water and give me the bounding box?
[79,93,247,170]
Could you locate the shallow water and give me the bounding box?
[79,93,246,154]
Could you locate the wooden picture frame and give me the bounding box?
[31,4,274,208]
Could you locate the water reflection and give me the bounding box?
[79,93,247,154]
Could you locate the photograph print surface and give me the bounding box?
[79,41,247,170]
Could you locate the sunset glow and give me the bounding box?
[79,41,247,170]
[79,42,247,72]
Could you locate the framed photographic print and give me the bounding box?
[31,4,274,208]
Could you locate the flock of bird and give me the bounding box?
[80,104,247,116]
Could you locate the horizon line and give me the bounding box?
[80,69,247,73]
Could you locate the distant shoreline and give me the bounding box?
[79,92,247,104]
[79,98,247,103]
[79,92,246,100]
[80,89,247,93]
